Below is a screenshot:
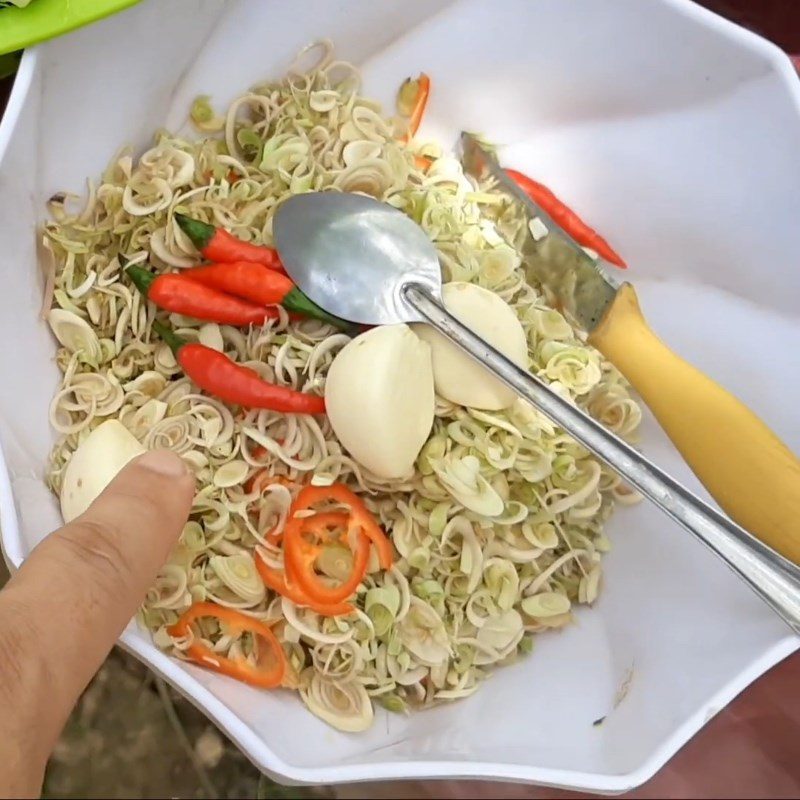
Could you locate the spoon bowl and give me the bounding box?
[274,192,441,325]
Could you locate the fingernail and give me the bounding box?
[137,449,188,478]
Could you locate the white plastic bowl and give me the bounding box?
[1,0,799,792]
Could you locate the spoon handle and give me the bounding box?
[403,282,800,634]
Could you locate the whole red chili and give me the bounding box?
[175,213,284,270]
[126,265,278,326]
[152,320,326,415]
[184,261,356,332]
[505,168,627,268]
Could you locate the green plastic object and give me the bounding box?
[0,0,141,56]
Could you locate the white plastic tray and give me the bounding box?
[0,0,798,792]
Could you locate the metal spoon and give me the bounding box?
[273,191,800,633]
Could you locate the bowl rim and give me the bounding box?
[113,629,799,790]
[1,0,799,790]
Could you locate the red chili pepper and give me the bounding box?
[167,602,285,688]
[255,555,354,617]
[289,484,394,571]
[188,261,291,304]
[397,73,431,143]
[126,265,278,326]
[184,261,356,332]
[152,320,326,414]
[255,484,393,611]
[283,510,371,606]
[505,168,627,268]
[175,213,284,270]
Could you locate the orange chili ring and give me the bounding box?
[290,484,394,570]
[255,555,354,617]
[168,602,285,689]
[283,510,371,606]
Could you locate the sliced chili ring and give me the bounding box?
[284,510,370,605]
[290,484,394,570]
[168,601,285,689]
[255,553,354,617]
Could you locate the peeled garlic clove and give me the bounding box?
[60,420,146,522]
[325,324,434,478]
[412,282,528,410]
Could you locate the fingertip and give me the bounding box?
[83,449,195,555]
[126,449,196,507]
[134,448,191,479]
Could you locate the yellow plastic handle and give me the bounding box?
[590,283,800,564]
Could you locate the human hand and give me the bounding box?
[0,450,194,798]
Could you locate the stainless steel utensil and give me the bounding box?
[273,190,800,634]
[460,133,800,567]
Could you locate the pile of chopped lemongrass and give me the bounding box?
[43,41,641,731]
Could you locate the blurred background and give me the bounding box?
[0,1,798,798]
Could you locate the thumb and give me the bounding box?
[0,449,194,764]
